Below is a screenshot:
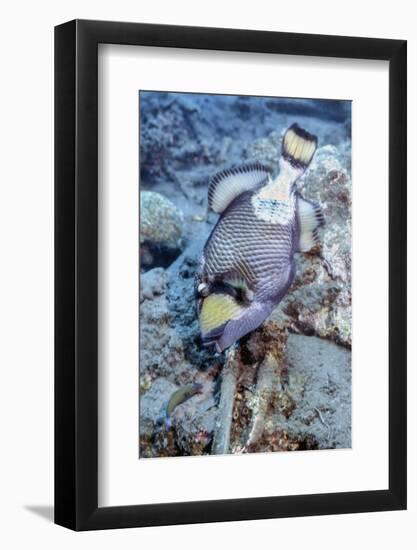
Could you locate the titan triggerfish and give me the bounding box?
[196,123,324,352]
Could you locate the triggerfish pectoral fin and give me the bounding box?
[296,195,325,252]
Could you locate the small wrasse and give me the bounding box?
[161,383,203,429]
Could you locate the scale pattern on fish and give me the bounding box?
[196,123,325,352]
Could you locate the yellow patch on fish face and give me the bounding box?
[199,293,243,335]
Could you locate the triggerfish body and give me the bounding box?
[162,383,203,429]
[196,123,325,353]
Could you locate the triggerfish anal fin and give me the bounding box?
[208,162,271,214]
[296,195,325,252]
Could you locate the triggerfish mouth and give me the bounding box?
[196,123,325,353]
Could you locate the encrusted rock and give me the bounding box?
[270,142,352,347]
[139,93,352,457]
[139,377,178,435]
[140,267,167,302]
[172,387,217,455]
[140,191,185,267]
[139,267,189,382]
[283,333,351,449]
[139,374,217,457]
[245,131,281,171]
[229,328,351,453]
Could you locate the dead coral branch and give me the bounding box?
[212,347,239,455]
[246,353,280,448]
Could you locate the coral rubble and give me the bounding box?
[139,92,352,457]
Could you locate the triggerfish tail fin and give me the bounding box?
[296,195,325,252]
[208,162,271,214]
[282,123,318,170]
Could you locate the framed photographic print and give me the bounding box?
[55,20,407,530]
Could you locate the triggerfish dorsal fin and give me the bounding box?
[296,195,325,252]
[208,162,271,214]
[282,123,317,170]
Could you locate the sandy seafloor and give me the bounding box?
[139,92,352,458]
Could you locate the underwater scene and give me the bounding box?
[139,91,352,458]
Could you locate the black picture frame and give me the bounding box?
[55,19,407,531]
